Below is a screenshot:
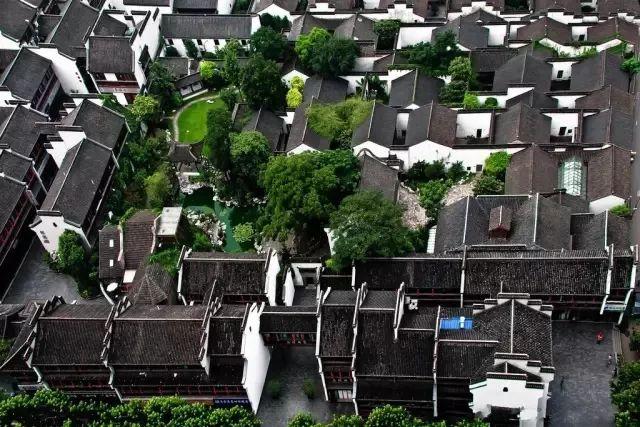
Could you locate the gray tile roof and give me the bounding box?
[92,12,128,37]
[161,14,253,39]
[505,144,558,195]
[493,102,551,145]
[333,14,377,41]
[352,103,397,147]
[587,17,639,46]
[570,51,629,92]
[0,0,37,41]
[582,108,634,150]
[358,152,399,202]
[0,175,26,234]
[252,0,298,13]
[287,100,331,152]
[87,36,134,74]
[405,102,457,147]
[128,262,176,305]
[302,76,348,104]
[0,48,52,102]
[242,107,285,152]
[0,105,48,157]
[60,100,127,151]
[47,0,99,58]
[39,138,114,226]
[433,17,489,49]
[493,54,551,92]
[173,0,218,10]
[123,210,156,270]
[532,0,580,12]
[98,225,122,280]
[388,70,443,108]
[574,85,634,113]
[0,149,31,181]
[505,89,558,109]
[471,48,519,73]
[515,17,572,44]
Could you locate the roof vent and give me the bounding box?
[488,205,512,239]
[407,298,418,311]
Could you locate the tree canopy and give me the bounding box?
[240,55,287,110]
[328,191,413,271]
[295,28,358,76]
[144,164,174,209]
[259,150,360,240]
[230,131,272,200]
[405,31,461,77]
[199,61,227,89]
[129,95,161,125]
[483,151,511,181]
[220,39,243,86]
[306,98,373,142]
[250,26,287,60]
[202,103,232,170]
[612,361,640,426]
[146,61,181,112]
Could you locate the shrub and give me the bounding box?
[266,379,282,399]
[610,204,633,218]
[419,180,450,220]
[446,161,468,183]
[484,97,498,108]
[483,151,511,181]
[199,61,226,89]
[184,39,199,59]
[148,247,181,277]
[405,160,446,188]
[290,75,304,90]
[302,378,315,399]
[287,87,303,108]
[164,46,179,57]
[463,92,481,109]
[473,174,504,195]
[288,413,316,427]
[233,223,255,244]
[327,415,364,427]
[260,13,290,32]
[306,98,373,140]
[622,57,640,74]
[630,329,640,351]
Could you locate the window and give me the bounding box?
[558,156,585,196]
[52,222,57,227]
[476,164,482,172]
[557,70,564,78]
[197,39,203,46]
[168,39,174,46]
[503,387,509,392]
[109,239,114,248]
[337,389,352,400]
[241,39,247,45]
[109,259,114,267]
[476,129,482,138]
[578,34,585,41]
[214,40,220,46]
[559,126,567,136]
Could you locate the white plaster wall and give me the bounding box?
[449,147,522,171]
[283,270,295,306]
[49,129,86,167]
[485,24,507,46]
[505,86,534,100]
[353,141,390,160]
[396,112,409,131]
[131,12,162,88]
[0,34,20,49]
[470,378,546,427]
[549,61,575,80]
[264,250,281,306]
[354,56,377,72]
[477,94,508,107]
[590,195,625,214]
[397,26,434,49]
[572,25,589,41]
[30,47,88,94]
[0,89,20,106]
[456,112,492,138]
[242,303,271,413]
[32,216,88,254]
[552,94,584,109]
[283,70,309,87]
[544,112,579,137]
[256,3,290,19]
[288,144,318,155]
[403,141,453,169]
[338,75,365,94]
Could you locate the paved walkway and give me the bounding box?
[171,92,217,141]
[2,243,104,305]
[258,347,353,426]
[548,321,616,427]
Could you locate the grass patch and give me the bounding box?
[176,96,224,143]
[306,98,374,140]
[183,188,259,252]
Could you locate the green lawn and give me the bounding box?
[183,188,259,253]
[176,96,223,143]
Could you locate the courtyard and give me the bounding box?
[548,321,616,427]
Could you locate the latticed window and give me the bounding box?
[558,157,585,196]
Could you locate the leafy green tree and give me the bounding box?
[147,61,182,112]
[287,87,303,108]
[230,131,272,199]
[240,55,287,109]
[306,98,373,141]
[250,26,287,60]
[373,19,400,49]
[260,13,290,32]
[199,61,227,89]
[220,39,243,86]
[144,164,174,209]
[473,174,504,195]
[405,160,446,188]
[130,95,161,124]
[612,361,640,426]
[288,412,316,427]
[295,27,332,69]
[148,247,181,276]
[364,404,424,427]
[440,57,476,105]
[203,103,232,170]
[327,414,365,427]
[56,230,86,277]
[446,161,468,183]
[483,151,511,181]
[260,150,360,239]
[610,204,633,218]
[328,191,413,270]
[406,31,461,76]
[439,80,467,105]
[220,86,240,109]
[622,57,640,74]
[419,180,450,220]
[184,39,199,58]
[164,46,179,57]
[448,56,474,82]
[310,37,358,77]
